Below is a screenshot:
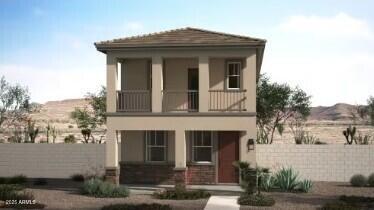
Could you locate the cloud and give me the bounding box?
[125,22,144,31]
[0,64,105,103]
[279,13,372,40]
[259,12,374,106]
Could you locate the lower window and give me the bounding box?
[145,131,167,162]
[192,131,213,162]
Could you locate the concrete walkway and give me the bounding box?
[204,196,239,210]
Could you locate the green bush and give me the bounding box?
[350,174,367,187]
[368,173,374,187]
[71,174,85,182]
[81,178,129,198]
[0,185,44,209]
[33,178,48,186]
[237,194,275,206]
[320,202,360,210]
[64,134,76,143]
[153,188,210,200]
[274,167,300,192]
[102,203,171,210]
[0,175,27,185]
[298,179,313,193]
[0,184,23,200]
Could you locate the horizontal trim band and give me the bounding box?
[107,112,256,117]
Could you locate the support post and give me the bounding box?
[152,56,163,112]
[174,129,187,186]
[198,56,209,112]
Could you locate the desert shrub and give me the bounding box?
[153,187,210,200]
[298,179,313,193]
[64,134,76,143]
[68,125,74,129]
[260,174,276,192]
[355,133,372,145]
[71,174,85,182]
[0,175,27,185]
[320,202,360,210]
[233,161,257,194]
[81,178,129,198]
[368,173,374,187]
[102,203,171,210]
[0,185,45,209]
[33,178,48,186]
[237,194,275,206]
[274,167,300,192]
[0,184,23,200]
[350,174,367,187]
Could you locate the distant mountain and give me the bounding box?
[32,99,360,123]
[308,103,359,121]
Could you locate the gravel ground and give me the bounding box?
[241,182,374,210]
[12,180,374,210]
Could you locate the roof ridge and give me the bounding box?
[185,27,266,42]
[95,27,266,45]
[96,27,190,45]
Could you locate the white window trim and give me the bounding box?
[191,131,213,163]
[226,61,241,90]
[145,131,167,162]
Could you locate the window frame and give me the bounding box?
[145,131,167,162]
[226,61,242,90]
[191,131,213,163]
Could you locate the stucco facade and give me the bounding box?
[95,27,266,185]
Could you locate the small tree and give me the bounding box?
[257,75,311,144]
[70,87,106,144]
[0,76,31,128]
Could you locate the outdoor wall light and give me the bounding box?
[247,138,255,151]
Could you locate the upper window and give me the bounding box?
[226,62,241,90]
[145,131,167,162]
[192,131,213,162]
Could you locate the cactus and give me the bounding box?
[27,119,39,143]
[343,125,356,144]
[45,123,51,143]
[51,126,58,143]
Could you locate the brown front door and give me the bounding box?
[218,131,239,183]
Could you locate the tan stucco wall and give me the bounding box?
[121,131,144,161]
[121,59,149,90]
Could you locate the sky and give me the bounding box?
[0,0,373,106]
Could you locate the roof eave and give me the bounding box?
[94,42,266,53]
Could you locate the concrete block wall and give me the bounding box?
[0,144,106,178]
[256,145,374,182]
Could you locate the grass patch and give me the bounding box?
[81,178,129,198]
[101,203,171,210]
[237,193,275,206]
[153,187,210,200]
[0,184,45,209]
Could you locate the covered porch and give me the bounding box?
[104,125,256,185]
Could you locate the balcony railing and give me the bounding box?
[117,90,151,112]
[162,90,198,112]
[209,90,246,111]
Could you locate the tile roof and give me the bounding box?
[95,27,266,51]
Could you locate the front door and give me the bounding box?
[218,131,239,183]
[188,68,198,111]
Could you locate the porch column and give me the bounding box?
[174,129,187,186]
[106,54,118,113]
[198,56,209,112]
[105,129,119,185]
[244,54,256,112]
[152,56,163,112]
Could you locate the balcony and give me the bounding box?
[117,90,151,112]
[209,90,246,112]
[162,90,198,112]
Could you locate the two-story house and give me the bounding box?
[95,27,266,185]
